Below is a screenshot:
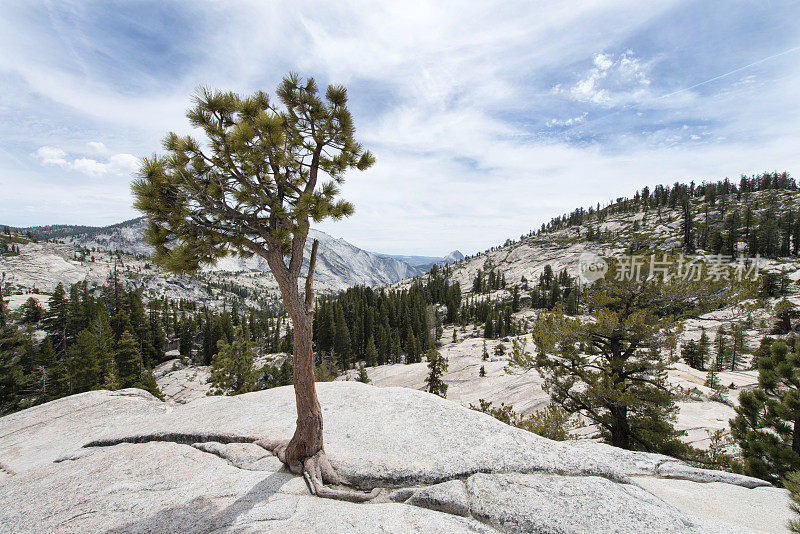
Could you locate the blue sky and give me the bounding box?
[1,1,799,255]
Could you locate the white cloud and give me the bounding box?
[108,153,139,175]
[5,1,800,255]
[556,50,651,106]
[32,145,138,178]
[71,157,108,177]
[86,141,109,155]
[32,146,68,167]
[546,112,588,127]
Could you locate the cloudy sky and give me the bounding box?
[1,1,799,256]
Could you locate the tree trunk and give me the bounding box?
[283,311,324,470]
[610,404,630,449]
[793,417,800,456]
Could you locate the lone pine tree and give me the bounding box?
[132,74,376,501]
[425,347,448,398]
[512,259,735,456]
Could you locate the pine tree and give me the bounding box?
[0,291,26,415]
[44,283,69,358]
[731,340,800,484]
[698,327,711,371]
[209,327,257,395]
[405,330,420,364]
[34,338,59,400]
[731,324,745,371]
[333,305,352,370]
[424,348,448,398]
[69,329,101,393]
[514,261,731,456]
[681,340,703,370]
[682,198,695,252]
[774,299,797,335]
[704,357,719,389]
[364,336,378,367]
[786,471,800,532]
[114,331,144,390]
[715,326,729,371]
[355,364,370,384]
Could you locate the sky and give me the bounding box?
[1,1,799,256]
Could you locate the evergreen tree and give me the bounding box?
[69,329,101,392]
[731,340,800,484]
[263,359,293,389]
[786,471,800,533]
[682,198,695,252]
[114,331,144,390]
[355,364,370,384]
[209,327,257,395]
[714,326,728,371]
[34,338,59,400]
[698,328,711,371]
[424,348,448,398]
[513,261,732,456]
[0,291,26,414]
[364,336,378,367]
[333,304,352,370]
[774,299,797,335]
[681,340,703,370]
[731,324,745,371]
[44,283,69,358]
[405,329,421,364]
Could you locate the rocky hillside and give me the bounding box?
[440,188,800,295]
[0,383,788,533]
[0,240,290,310]
[372,185,800,451]
[16,218,430,290]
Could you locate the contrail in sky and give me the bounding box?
[657,45,800,100]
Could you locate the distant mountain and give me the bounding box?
[441,250,464,264]
[377,253,443,267]
[378,250,465,273]
[17,218,424,290]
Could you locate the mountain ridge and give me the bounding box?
[10,217,437,290]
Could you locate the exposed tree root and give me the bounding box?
[256,438,380,503]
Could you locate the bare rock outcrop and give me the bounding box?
[0,382,789,533]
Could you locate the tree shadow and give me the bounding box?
[104,471,299,533]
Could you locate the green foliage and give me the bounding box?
[681,340,704,370]
[518,404,578,441]
[262,359,293,389]
[425,347,448,398]
[774,299,798,335]
[314,275,457,370]
[355,364,370,384]
[470,399,517,425]
[703,429,735,471]
[131,74,373,273]
[469,399,576,441]
[209,327,258,395]
[731,339,800,484]
[0,290,27,414]
[314,361,337,382]
[511,260,739,455]
[786,471,800,533]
